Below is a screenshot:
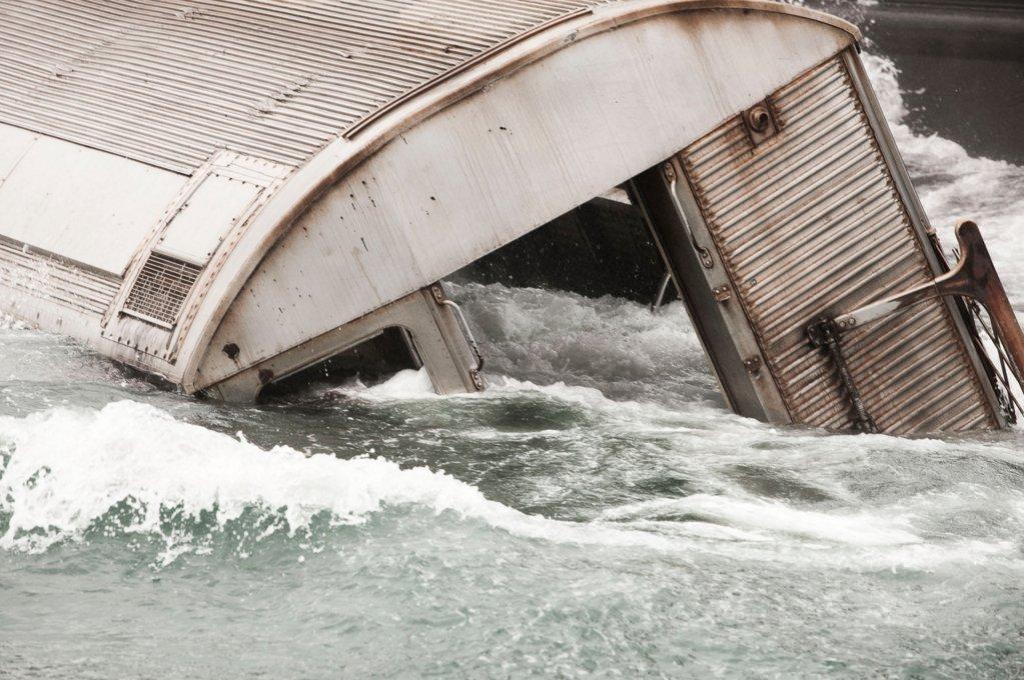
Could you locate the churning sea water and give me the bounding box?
[2,16,1023,680]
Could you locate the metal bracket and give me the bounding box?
[430,284,486,390]
[809,221,1024,431]
[742,100,779,147]
[807,318,878,434]
[662,162,714,269]
[832,221,1024,391]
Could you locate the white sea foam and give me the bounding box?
[603,494,921,547]
[450,283,718,407]
[2,399,1019,573]
[333,367,439,400]
[0,401,678,555]
[335,330,1024,464]
[0,314,28,331]
[862,53,1024,301]
[367,367,437,396]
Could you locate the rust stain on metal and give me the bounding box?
[742,100,779,146]
[679,57,999,434]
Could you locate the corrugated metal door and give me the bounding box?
[680,56,997,434]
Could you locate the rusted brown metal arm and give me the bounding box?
[833,221,1024,387]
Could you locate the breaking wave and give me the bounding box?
[2,388,1021,573]
[0,400,682,559]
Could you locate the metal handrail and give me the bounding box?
[650,271,674,313]
[437,297,485,373]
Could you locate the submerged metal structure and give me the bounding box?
[0,0,1021,434]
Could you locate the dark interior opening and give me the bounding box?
[452,193,670,303]
[259,326,420,402]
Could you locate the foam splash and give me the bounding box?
[1,399,1019,572]
[0,401,676,556]
[332,367,439,401]
[339,362,753,436]
[366,367,436,397]
[861,53,1024,301]
[449,283,719,407]
[0,314,28,331]
[603,494,921,547]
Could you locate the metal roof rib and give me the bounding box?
[0,0,609,173]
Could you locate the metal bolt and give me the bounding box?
[746,105,772,133]
[697,247,715,270]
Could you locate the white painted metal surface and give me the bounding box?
[157,175,262,267]
[0,124,186,275]
[0,126,35,179]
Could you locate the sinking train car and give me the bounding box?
[0,0,1021,435]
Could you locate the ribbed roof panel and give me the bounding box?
[0,0,606,174]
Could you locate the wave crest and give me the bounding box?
[0,401,678,559]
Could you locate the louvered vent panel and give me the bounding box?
[681,57,996,434]
[123,252,202,327]
[0,0,608,173]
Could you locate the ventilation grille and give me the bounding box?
[123,253,202,327]
[681,57,996,434]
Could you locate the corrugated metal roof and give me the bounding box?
[0,0,606,174]
[0,234,121,317]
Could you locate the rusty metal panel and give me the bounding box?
[0,0,605,174]
[681,57,998,434]
[0,236,120,316]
